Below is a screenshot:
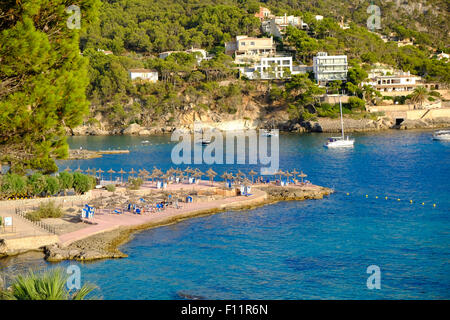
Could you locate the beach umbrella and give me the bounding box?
[97,168,104,180]
[107,168,115,182]
[75,167,83,173]
[248,169,257,184]
[152,166,163,177]
[205,168,217,186]
[91,168,97,177]
[129,168,136,178]
[138,169,146,179]
[237,170,246,179]
[275,169,284,181]
[291,169,299,181]
[118,168,126,183]
[299,171,307,183]
[284,171,292,183]
[64,167,72,172]
[141,169,150,180]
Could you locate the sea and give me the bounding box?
[0,130,449,299]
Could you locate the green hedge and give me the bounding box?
[0,172,94,199]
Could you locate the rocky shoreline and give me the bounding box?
[71,117,450,136]
[43,186,333,262]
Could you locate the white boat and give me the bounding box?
[261,129,278,137]
[141,140,150,144]
[432,130,450,141]
[200,138,211,145]
[324,95,354,148]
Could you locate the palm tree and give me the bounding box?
[410,86,428,108]
[0,269,96,300]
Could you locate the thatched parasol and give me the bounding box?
[118,168,126,183]
[275,169,284,181]
[64,167,72,172]
[248,169,257,184]
[107,168,115,182]
[97,168,104,180]
[205,168,217,186]
[129,168,136,178]
[75,167,83,173]
[299,171,307,183]
[152,166,163,177]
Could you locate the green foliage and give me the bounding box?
[58,172,74,192]
[128,177,143,190]
[0,173,27,197]
[72,172,93,194]
[45,176,60,195]
[0,0,100,174]
[28,173,47,197]
[346,97,366,111]
[26,201,63,222]
[105,184,116,192]
[0,269,95,300]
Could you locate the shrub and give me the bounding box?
[0,173,27,197]
[27,173,47,197]
[45,176,60,195]
[0,268,96,300]
[105,184,116,192]
[347,97,366,110]
[128,178,143,190]
[26,201,63,221]
[72,173,92,194]
[58,172,73,193]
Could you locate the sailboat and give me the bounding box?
[324,94,354,148]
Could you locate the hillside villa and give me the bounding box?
[128,69,158,82]
[362,71,422,93]
[225,35,276,64]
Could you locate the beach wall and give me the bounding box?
[0,235,59,256]
[0,191,92,210]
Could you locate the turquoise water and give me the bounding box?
[1,131,449,299]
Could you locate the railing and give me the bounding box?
[15,208,58,235]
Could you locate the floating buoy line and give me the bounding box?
[343,191,439,208]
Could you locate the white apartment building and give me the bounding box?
[240,56,303,80]
[225,35,276,64]
[313,52,348,85]
[128,69,158,82]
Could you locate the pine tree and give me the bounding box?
[0,0,100,174]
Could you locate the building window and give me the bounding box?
[251,42,255,46]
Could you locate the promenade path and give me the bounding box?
[58,188,267,246]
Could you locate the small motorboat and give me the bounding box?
[141,140,150,144]
[200,138,211,145]
[432,130,450,141]
[261,129,278,137]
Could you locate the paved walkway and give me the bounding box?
[58,188,267,246]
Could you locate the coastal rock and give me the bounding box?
[122,123,143,135]
[138,129,151,135]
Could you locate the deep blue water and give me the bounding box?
[1,131,449,299]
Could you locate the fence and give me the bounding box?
[15,208,57,235]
